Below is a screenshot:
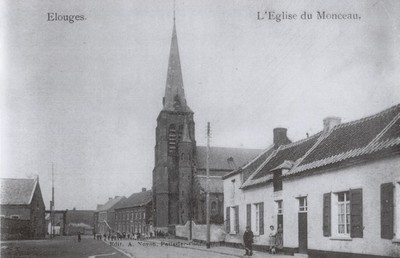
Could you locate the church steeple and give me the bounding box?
[163,17,192,112]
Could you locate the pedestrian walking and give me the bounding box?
[78,231,81,243]
[243,226,254,256]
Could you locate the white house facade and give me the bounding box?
[223,104,400,258]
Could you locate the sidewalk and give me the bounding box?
[144,238,291,258]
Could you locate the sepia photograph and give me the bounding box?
[1,0,399,257]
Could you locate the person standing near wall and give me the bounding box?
[275,224,283,251]
[243,226,254,256]
[269,225,277,254]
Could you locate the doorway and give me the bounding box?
[298,212,308,254]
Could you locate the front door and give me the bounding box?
[298,212,308,254]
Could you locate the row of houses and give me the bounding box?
[94,188,153,237]
[223,104,400,258]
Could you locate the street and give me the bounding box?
[1,236,292,258]
[0,236,127,258]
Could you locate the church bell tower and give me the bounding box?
[153,17,196,229]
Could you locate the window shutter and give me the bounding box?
[260,202,264,235]
[381,182,394,239]
[323,193,331,236]
[350,188,363,238]
[235,206,239,233]
[246,204,251,228]
[226,207,230,233]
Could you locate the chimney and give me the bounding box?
[227,157,237,170]
[109,197,112,201]
[273,128,288,147]
[142,188,146,192]
[323,117,341,132]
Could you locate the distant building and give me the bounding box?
[114,188,153,236]
[153,18,261,231]
[223,104,400,257]
[0,177,46,240]
[96,196,125,235]
[45,210,66,236]
[65,209,95,235]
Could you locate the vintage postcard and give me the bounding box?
[1,0,399,257]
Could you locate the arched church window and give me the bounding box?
[168,124,177,154]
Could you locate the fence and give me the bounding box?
[176,221,226,242]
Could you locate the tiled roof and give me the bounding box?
[240,104,400,188]
[0,178,37,205]
[196,146,262,171]
[114,190,152,210]
[195,175,223,193]
[291,104,400,175]
[252,133,321,180]
[98,196,126,212]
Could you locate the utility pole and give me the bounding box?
[51,163,55,238]
[206,122,211,248]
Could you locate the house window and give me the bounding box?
[231,179,236,199]
[299,197,308,212]
[228,206,239,234]
[396,182,400,240]
[337,192,350,235]
[255,203,260,234]
[381,181,399,240]
[277,200,283,214]
[10,215,20,219]
[143,212,146,219]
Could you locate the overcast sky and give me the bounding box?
[1,0,399,210]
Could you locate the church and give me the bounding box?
[152,19,261,231]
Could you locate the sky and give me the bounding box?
[1,0,399,210]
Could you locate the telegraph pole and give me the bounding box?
[206,122,211,248]
[51,163,55,238]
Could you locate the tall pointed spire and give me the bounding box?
[163,8,192,112]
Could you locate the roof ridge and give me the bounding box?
[365,111,400,150]
[332,103,400,131]
[241,146,282,188]
[222,145,274,179]
[27,179,38,205]
[280,131,322,150]
[195,175,222,178]
[196,145,262,150]
[241,144,275,170]
[0,178,35,180]
[286,131,332,176]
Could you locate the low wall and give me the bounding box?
[176,221,226,242]
[0,218,31,240]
